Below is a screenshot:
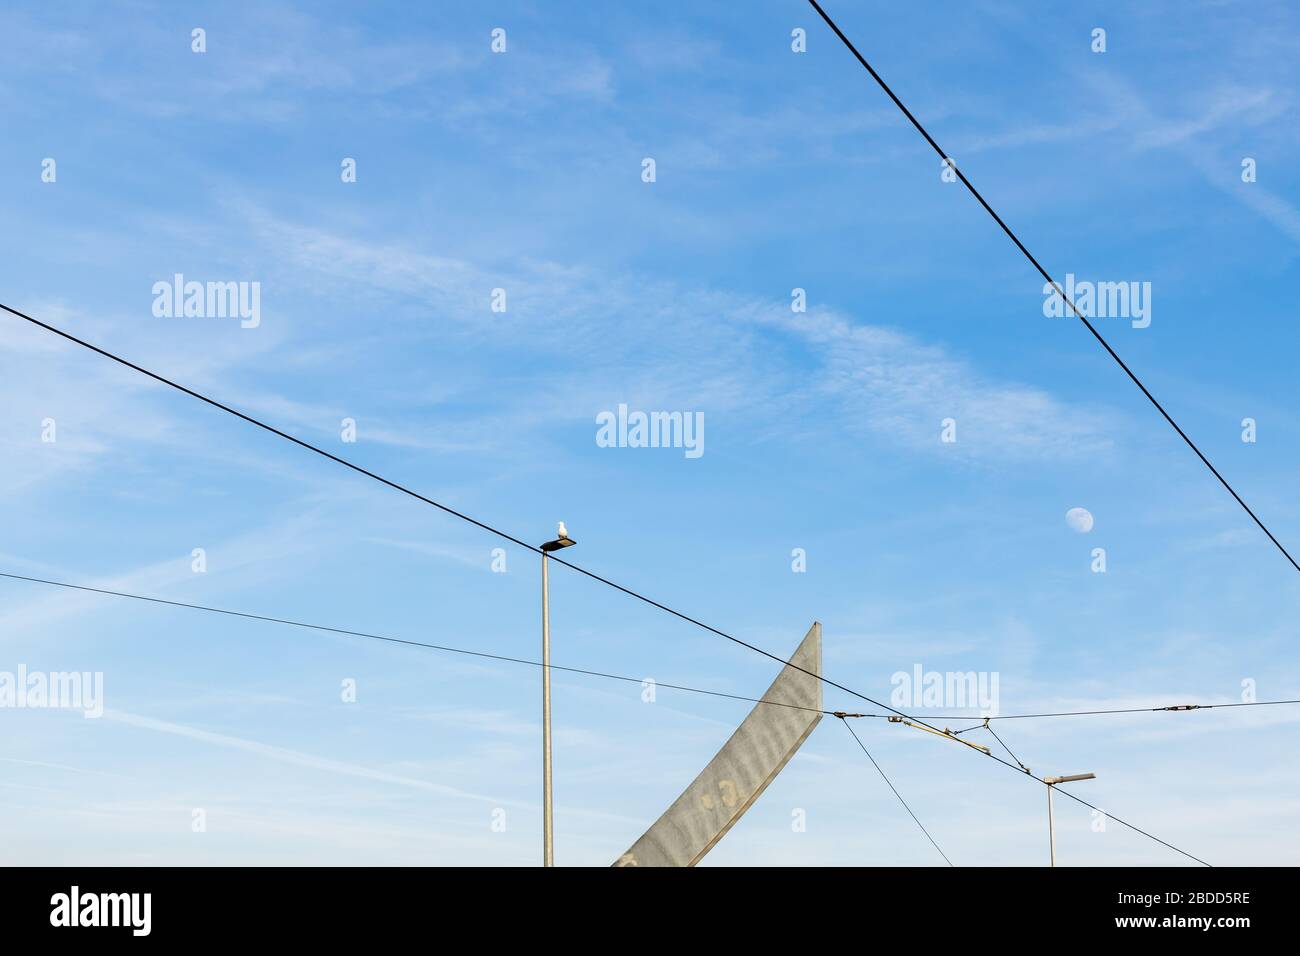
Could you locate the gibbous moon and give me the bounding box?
[1065,507,1094,533]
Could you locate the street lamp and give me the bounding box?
[539,522,576,867]
[1044,772,1095,867]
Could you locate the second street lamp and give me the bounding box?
[539,522,576,867]
[1044,772,1096,867]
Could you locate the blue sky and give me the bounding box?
[2,0,1299,866]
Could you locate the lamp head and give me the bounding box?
[1045,772,1096,785]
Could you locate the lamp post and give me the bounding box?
[539,522,576,867]
[1044,772,1095,867]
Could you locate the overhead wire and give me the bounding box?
[854,700,1300,722]
[839,716,954,866]
[0,570,830,718]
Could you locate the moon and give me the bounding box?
[1065,507,1094,533]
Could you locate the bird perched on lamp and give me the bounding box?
[542,522,576,552]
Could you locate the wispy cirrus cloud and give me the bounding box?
[237,206,1119,463]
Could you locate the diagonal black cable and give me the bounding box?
[806,0,1299,575]
[841,717,953,866]
[0,302,537,552]
[0,303,1210,865]
[0,570,830,717]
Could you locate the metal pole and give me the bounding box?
[1047,783,1056,867]
[541,551,553,867]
